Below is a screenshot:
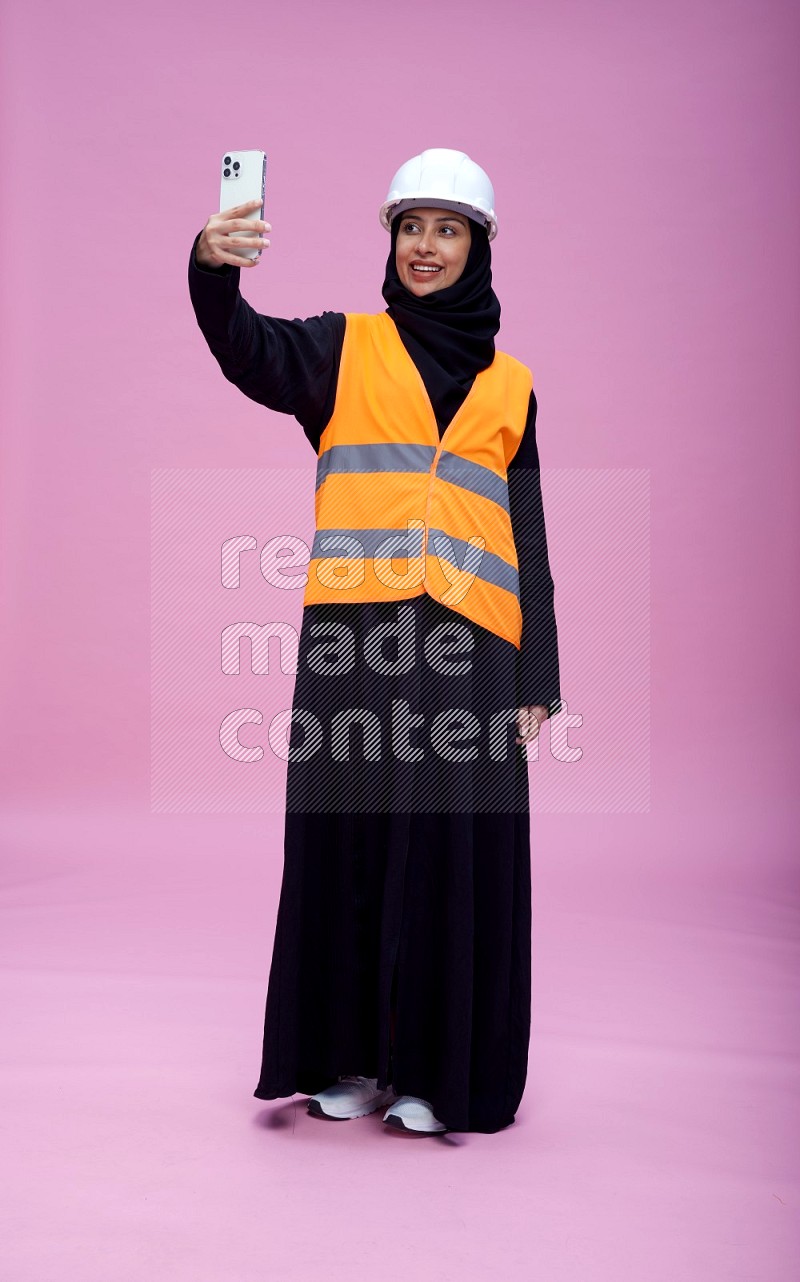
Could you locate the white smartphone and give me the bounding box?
[218,150,267,261]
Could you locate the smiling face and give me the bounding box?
[394,207,472,296]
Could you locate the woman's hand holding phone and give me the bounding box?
[195,199,271,269]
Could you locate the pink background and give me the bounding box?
[1,0,798,1278]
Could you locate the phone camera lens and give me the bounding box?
[233,162,240,171]
[223,155,232,165]
[223,167,231,178]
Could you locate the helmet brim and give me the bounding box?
[379,196,498,242]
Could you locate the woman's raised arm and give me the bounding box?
[187,214,344,451]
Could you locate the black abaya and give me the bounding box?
[188,228,560,1132]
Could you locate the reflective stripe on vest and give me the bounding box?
[303,311,533,648]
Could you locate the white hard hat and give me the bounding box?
[379,148,498,241]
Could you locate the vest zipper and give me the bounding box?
[422,425,454,566]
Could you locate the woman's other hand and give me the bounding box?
[515,705,548,744]
[195,198,271,269]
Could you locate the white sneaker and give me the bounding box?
[383,1094,449,1133]
[307,1075,397,1120]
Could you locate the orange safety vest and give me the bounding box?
[304,311,533,649]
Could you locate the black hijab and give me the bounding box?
[381,212,502,435]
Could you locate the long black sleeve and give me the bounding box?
[507,390,562,717]
[187,229,345,450]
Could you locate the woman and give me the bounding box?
[188,149,561,1135]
